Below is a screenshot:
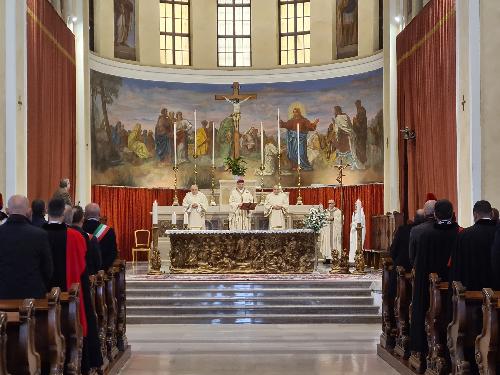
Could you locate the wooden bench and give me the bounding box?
[380,258,397,351]
[394,266,413,361]
[364,249,388,270]
[448,281,484,375]
[475,288,500,375]
[94,270,110,373]
[105,267,119,362]
[113,259,128,352]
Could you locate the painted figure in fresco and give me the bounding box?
[241,127,259,154]
[196,120,209,157]
[333,105,358,168]
[217,117,234,159]
[279,107,319,171]
[146,130,155,154]
[155,108,171,162]
[128,123,150,159]
[337,0,358,48]
[115,0,134,46]
[307,131,322,164]
[326,123,337,160]
[353,100,368,165]
[176,111,192,164]
[262,140,279,176]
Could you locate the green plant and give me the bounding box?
[224,156,247,176]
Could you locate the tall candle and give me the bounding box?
[260,121,264,166]
[183,212,189,225]
[152,200,158,225]
[194,110,197,156]
[212,122,215,166]
[171,211,177,225]
[173,122,177,167]
[277,108,281,153]
[296,122,300,166]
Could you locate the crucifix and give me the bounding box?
[461,95,466,111]
[215,82,257,158]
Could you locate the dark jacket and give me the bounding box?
[31,214,48,228]
[82,219,118,270]
[71,225,103,274]
[409,219,435,266]
[0,214,53,299]
[491,225,500,289]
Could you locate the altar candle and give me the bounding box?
[183,212,189,225]
[212,122,215,166]
[171,211,177,225]
[260,121,264,166]
[296,122,300,166]
[173,122,177,167]
[152,200,158,225]
[194,110,197,156]
[277,108,281,153]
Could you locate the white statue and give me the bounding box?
[182,184,208,230]
[320,200,343,263]
[349,199,366,263]
[264,185,289,230]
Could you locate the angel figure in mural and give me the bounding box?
[115,0,134,46]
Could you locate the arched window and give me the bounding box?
[160,0,190,66]
[279,0,310,65]
[217,0,251,67]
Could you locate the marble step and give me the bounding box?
[127,296,375,306]
[127,314,381,324]
[126,280,374,289]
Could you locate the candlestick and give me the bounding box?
[173,121,177,167]
[296,122,300,167]
[193,154,198,185]
[152,200,158,225]
[260,121,264,166]
[172,166,179,206]
[147,223,163,275]
[212,122,215,166]
[194,110,197,155]
[210,165,217,206]
[296,165,303,205]
[277,108,281,189]
[171,211,177,230]
[259,164,265,205]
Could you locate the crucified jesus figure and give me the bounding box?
[223,96,252,115]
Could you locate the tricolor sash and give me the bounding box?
[93,223,110,242]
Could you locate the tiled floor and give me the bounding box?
[120,324,397,375]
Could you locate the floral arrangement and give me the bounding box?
[303,206,328,233]
[224,156,247,176]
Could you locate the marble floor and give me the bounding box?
[120,324,397,375]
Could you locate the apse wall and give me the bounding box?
[89,51,383,189]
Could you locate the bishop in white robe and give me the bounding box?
[320,200,343,262]
[182,184,209,229]
[229,180,254,230]
[264,186,289,230]
[349,199,366,263]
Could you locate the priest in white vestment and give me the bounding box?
[229,179,255,230]
[319,200,343,263]
[349,199,366,263]
[182,184,208,229]
[264,185,289,230]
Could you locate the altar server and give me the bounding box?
[182,184,208,229]
[320,200,343,263]
[264,185,289,230]
[229,179,254,230]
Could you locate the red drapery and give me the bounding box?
[396,0,457,218]
[27,0,76,202]
[92,184,384,261]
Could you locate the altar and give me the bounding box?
[167,229,316,274]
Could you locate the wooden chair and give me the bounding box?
[132,229,151,264]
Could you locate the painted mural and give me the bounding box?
[90,69,383,189]
[336,0,359,59]
[114,0,136,61]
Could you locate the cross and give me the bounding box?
[335,158,351,186]
[215,82,257,158]
[461,95,466,111]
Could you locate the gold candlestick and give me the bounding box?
[193,154,198,185]
[277,151,282,189]
[296,165,303,205]
[352,222,366,274]
[172,166,179,206]
[147,224,163,275]
[210,165,217,206]
[259,164,265,205]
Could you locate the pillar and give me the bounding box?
[310,0,334,64]
[252,0,279,68]
[93,0,114,59]
[137,0,161,66]
[358,0,379,57]
[191,0,217,69]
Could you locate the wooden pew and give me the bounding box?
[94,271,109,372]
[59,284,83,375]
[4,300,40,375]
[0,312,9,375]
[475,288,500,375]
[448,281,483,375]
[113,259,128,352]
[425,273,450,375]
[380,258,397,351]
[394,266,413,360]
[105,267,119,362]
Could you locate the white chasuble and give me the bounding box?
[320,208,343,260]
[264,192,289,230]
[182,192,209,229]
[229,188,254,230]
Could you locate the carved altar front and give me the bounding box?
[167,229,316,274]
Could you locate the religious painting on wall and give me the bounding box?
[336,0,358,59]
[114,0,136,61]
[90,68,383,189]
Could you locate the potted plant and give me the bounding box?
[224,156,247,179]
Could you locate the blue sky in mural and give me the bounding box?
[105,68,383,135]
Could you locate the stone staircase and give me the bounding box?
[127,280,381,324]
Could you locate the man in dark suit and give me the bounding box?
[0,195,53,299]
[83,203,118,270]
[72,205,102,274]
[31,199,48,227]
[409,200,437,266]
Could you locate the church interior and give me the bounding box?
[0,0,499,373]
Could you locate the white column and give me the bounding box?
[252,0,279,68]
[74,0,92,205]
[358,0,379,57]
[382,0,401,213]
[191,0,217,69]
[93,0,114,59]
[2,0,28,198]
[137,0,161,66]
[310,0,333,65]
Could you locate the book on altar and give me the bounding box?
[240,202,257,211]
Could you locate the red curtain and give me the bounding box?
[397,0,457,218]
[27,0,76,202]
[92,184,384,261]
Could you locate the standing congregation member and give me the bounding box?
[83,203,118,270]
[409,199,436,266]
[52,178,72,206]
[264,185,289,230]
[72,205,102,275]
[31,199,48,227]
[0,195,53,299]
[182,184,209,230]
[0,193,7,225]
[229,179,254,230]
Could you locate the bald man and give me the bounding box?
[0,195,53,299]
[83,203,118,270]
[182,184,208,229]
